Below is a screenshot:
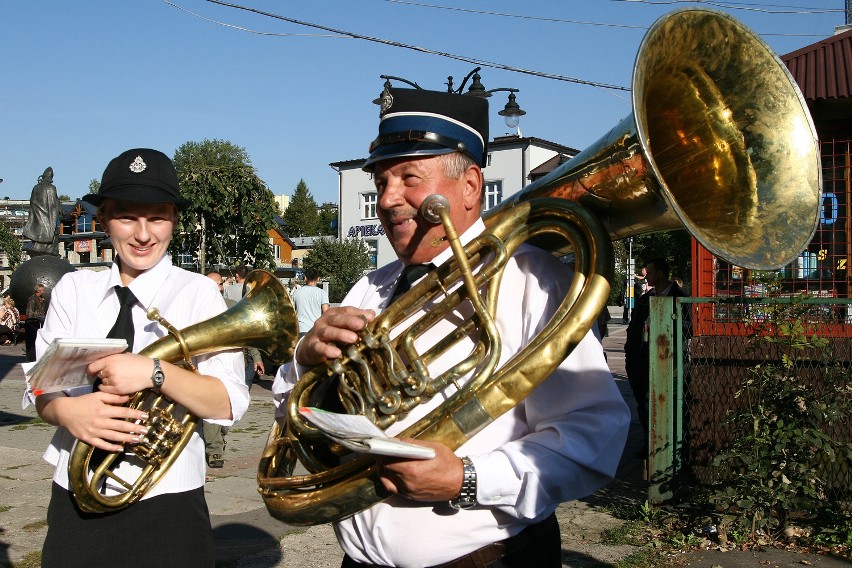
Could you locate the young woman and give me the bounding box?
[28,148,249,567]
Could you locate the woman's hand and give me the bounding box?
[38,392,149,452]
[87,353,157,396]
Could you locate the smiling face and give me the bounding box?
[98,199,177,285]
[373,154,482,265]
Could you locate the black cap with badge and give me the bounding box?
[83,148,192,210]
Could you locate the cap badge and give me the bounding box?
[379,85,394,117]
[129,156,147,174]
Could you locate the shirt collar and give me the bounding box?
[429,218,485,268]
[103,254,174,309]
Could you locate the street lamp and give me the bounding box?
[451,68,526,129]
[374,67,527,130]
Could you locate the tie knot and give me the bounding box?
[391,263,433,301]
[400,264,431,288]
[114,286,137,307]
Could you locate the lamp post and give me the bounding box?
[375,67,527,131]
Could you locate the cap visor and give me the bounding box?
[363,142,455,171]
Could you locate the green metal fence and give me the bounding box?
[647,296,852,504]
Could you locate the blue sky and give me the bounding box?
[1,1,843,206]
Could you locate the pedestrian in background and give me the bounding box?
[24,283,47,361]
[624,257,688,457]
[292,269,329,338]
[223,265,249,302]
[203,270,264,469]
[0,296,20,345]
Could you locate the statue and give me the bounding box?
[22,167,61,257]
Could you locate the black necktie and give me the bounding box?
[391,264,432,301]
[93,286,136,392]
[107,286,137,352]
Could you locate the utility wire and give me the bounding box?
[384,0,838,36]
[382,0,648,30]
[194,0,630,92]
[610,0,842,15]
[162,0,349,37]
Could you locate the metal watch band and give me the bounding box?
[151,358,165,388]
[449,456,477,510]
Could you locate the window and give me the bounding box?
[483,180,503,211]
[486,153,492,167]
[77,215,92,233]
[362,192,378,220]
[272,244,281,260]
[366,239,378,269]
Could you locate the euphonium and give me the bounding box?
[69,269,297,513]
[257,8,821,526]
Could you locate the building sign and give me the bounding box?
[347,224,385,237]
[74,239,92,253]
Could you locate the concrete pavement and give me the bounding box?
[1,310,847,567]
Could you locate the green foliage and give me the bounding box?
[302,237,371,303]
[629,230,692,291]
[316,203,338,237]
[88,179,100,194]
[610,239,628,306]
[282,179,319,238]
[0,221,23,268]
[709,293,852,541]
[171,139,277,270]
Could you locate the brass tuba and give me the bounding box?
[69,269,297,513]
[257,8,821,526]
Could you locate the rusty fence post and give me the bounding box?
[648,295,676,504]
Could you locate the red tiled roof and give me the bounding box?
[782,27,852,101]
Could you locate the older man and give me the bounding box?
[277,86,630,568]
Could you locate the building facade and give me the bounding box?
[331,135,578,269]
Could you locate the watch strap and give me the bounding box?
[449,456,477,510]
[151,357,165,388]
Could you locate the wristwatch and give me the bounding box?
[449,456,477,510]
[151,358,165,389]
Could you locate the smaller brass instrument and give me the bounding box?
[68,270,297,513]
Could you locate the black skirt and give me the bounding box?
[42,482,214,568]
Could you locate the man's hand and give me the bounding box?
[296,306,375,367]
[376,439,464,502]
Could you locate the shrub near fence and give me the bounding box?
[650,296,851,541]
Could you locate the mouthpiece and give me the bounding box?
[420,194,450,225]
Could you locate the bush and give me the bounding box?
[709,293,852,543]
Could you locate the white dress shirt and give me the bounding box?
[276,219,631,567]
[32,254,249,498]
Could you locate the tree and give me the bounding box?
[88,179,100,194]
[301,237,371,302]
[317,203,338,237]
[170,139,278,271]
[282,179,319,237]
[628,230,692,291]
[0,221,22,269]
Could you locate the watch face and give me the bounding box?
[152,359,165,387]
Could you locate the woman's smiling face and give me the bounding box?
[98,199,176,284]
